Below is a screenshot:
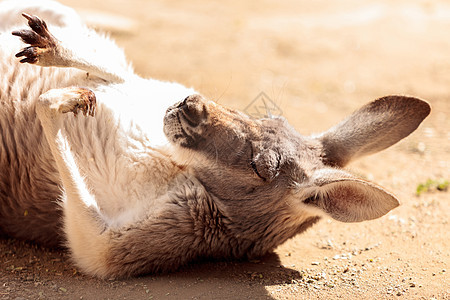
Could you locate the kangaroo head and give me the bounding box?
[163,94,430,233]
[164,94,312,204]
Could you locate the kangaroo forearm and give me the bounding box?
[51,46,127,83]
[14,13,129,83]
[36,88,111,277]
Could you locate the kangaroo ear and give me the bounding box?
[298,169,399,222]
[317,95,430,167]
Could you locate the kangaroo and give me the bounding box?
[0,1,430,278]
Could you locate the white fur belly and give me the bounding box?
[61,78,195,228]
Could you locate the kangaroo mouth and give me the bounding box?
[164,95,211,148]
[163,106,196,148]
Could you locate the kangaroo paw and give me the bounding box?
[12,13,58,65]
[66,88,97,117]
[40,87,97,117]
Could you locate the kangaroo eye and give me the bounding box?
[250,160,266,181]
[250,146,266,181]
[249,145,281,183]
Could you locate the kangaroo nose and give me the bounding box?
[178,94,208,127]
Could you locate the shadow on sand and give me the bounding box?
[1,238,303,299]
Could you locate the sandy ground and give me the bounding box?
[1,0,449,299]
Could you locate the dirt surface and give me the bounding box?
[1,0,449,299]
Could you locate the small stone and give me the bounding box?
[311,262,320,265]
[417,142,426,153]
[409,282,416,287]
